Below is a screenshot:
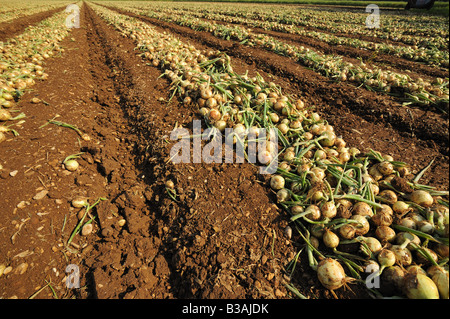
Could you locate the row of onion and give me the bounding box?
[0,6,75,143]
[107,2,449,111]
[91,3,449,299]
[121,3,448,68]
[0,0,71,24]
[110,0,448,51]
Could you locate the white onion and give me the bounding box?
[378,190,398,205]
[323,229,339,248]
[403,273,439,299]
[360,236,382,255]
[375,226,396,243]
[431,268,449,299]
[393,201,411,215]
[350,214,370,235]
[410,190,434,208]
[72,197,88,208]
[321,201,337,219]
[270,175,285,190]
[338,224,356,240]
[317,258,349,290]
[352,201,373,217]
[64,159,79,172]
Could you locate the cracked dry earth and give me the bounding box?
[0,3,448,300]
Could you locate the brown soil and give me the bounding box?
[0,6,66,42]
[0,3,448,301]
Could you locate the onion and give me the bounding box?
[336,199,352,218]
[382,266,405,292]
[434,243,449,258]
[371,211,393,226]
[323,229,339,248]
[310,224,325,238]
[270,175,285,190]
[432,270,449,299]
[415,247,438,265]
[350,214,370,235]
[364,260,380,274]
[393,201,412,216]
[317,258,350,290]
[416,220,434,234]
[410,190,434,207]
[64,159,79,172]
[276,188,290,203]
[375,226,396,243]
[321,201,337,219]
[338,224,356,240]
[0,109,12,121]
[377,249,396,275]
[395,232,421,248]
[407,265,427,276]
[360,236,382,255]
[378,190,397,205]
[397,217,417,229]
[304,205,321,221]
[391,243,413,266]
[403,273,439,299]
[72,197,88,208]
[352,201,373,217]
[377,161,394,176]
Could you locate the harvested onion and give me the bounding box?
[317,258,349,290]
[403,273,439,299]
[410,190,434,207]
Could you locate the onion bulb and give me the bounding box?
[360,236,382,255]
[431,268,449,299]
[378,190,397,205]
[377,249,396,275]
[410,190,434,207]
[371,211,393,226]
[338,224,356,240]
[403,273,439,299]
[391,243,413,266]
[317,258,350,290]
[382,266,405,292]
[393,201,411,216]
[270,175,285,190]
[375,226,396,242]
[72,197,88,208]
[321,201,337,219]
[350,214,370,235]
[64,159,79,172]
[352,201,373,217]
[0,109,11,121]
[323,229,339,248]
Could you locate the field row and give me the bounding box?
[101,1,449,111]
